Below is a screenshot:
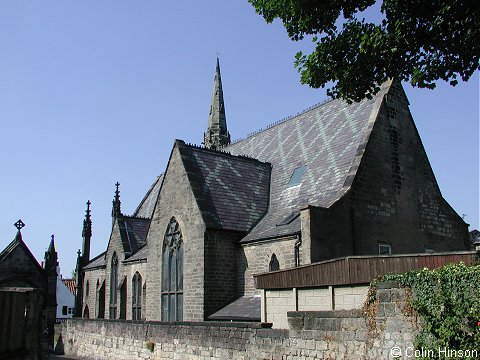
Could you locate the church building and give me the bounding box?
[76,59,469,323]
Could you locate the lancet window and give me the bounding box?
[132,272,142,321]
[269,253,280,272]
[161,218,183,321]
[109,252,118,319]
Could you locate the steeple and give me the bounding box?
[44,234,58,346]
[82,200,92,262]
[204,57,231,150]
[112,182,121,222]
[74,249,83,317]
[44,234,58,275]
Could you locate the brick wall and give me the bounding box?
[263,285,369,329]
[333,285,369,310]
[55,285,422,359]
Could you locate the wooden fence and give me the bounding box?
[254,251,479,289]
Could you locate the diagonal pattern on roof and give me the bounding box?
[178,141,271,233]
[133,175,163,218]
[118,216,150,256]
[224,84,387,242]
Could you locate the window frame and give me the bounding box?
[269,253,280,271]
[287,165,307,187]
[161,218,184,322]
[132,272,142,321]
[109,252,118,319]
[378,244,392,255]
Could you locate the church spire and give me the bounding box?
[44,234,58,275]
[112,182,121,222]
[82,200,92,262]
[204,57,231,150]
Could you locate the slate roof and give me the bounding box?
[133,175,163,218]
[0,231,45,274]
[225,83,386,242]
[177,141,271,233]
[83,251,106,270]
[208,296,261,321]
[123,245,148,263]
[118,216,150,256]
[84,176,157,271]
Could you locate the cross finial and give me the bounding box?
[112,181,121,219]
[14,219,25,231]
[216,51,220,58]
[85,200,91,218]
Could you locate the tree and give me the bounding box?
[248,0,480,102]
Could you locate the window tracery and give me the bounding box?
[161,218,183,321]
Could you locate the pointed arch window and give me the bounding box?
[142,282,147,320]
[161,218,183,321]
[95,279,105,319]
[83,305,90,319]
[109,252,118,319]
[85,280,90,300]
[269,253,280,272]
[132,272,142,321]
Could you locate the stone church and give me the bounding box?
[75,59,469,323]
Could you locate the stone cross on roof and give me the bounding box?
[14,219,25,231]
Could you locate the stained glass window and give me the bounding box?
[161,218,183,321]
[269,253,280,271]
[109,252,118,319]
[132,272,142,321]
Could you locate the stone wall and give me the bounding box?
[146,144,207,321]
[204,230,243,317]
[56,285,419,359]
[83,267,105,319]
[348,81,469,254]
[123,260,147,320]
[263,285,369,329]
[240,235,297,296]
[105,221,127,320]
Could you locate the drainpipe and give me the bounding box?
[294,233,302,267]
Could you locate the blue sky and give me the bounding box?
[0,1,478,276]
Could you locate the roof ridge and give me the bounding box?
[122,214,151,221]
[85,251,106,265]
[229,97,335,145]
[184,141,271,165]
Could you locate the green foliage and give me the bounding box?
[381,263,480,357]
[145,339,155,352]
[248,0,480,102]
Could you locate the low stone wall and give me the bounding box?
[55,285,418,359]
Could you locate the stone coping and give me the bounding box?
[65,318,272,329]
[287,309,364,318]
